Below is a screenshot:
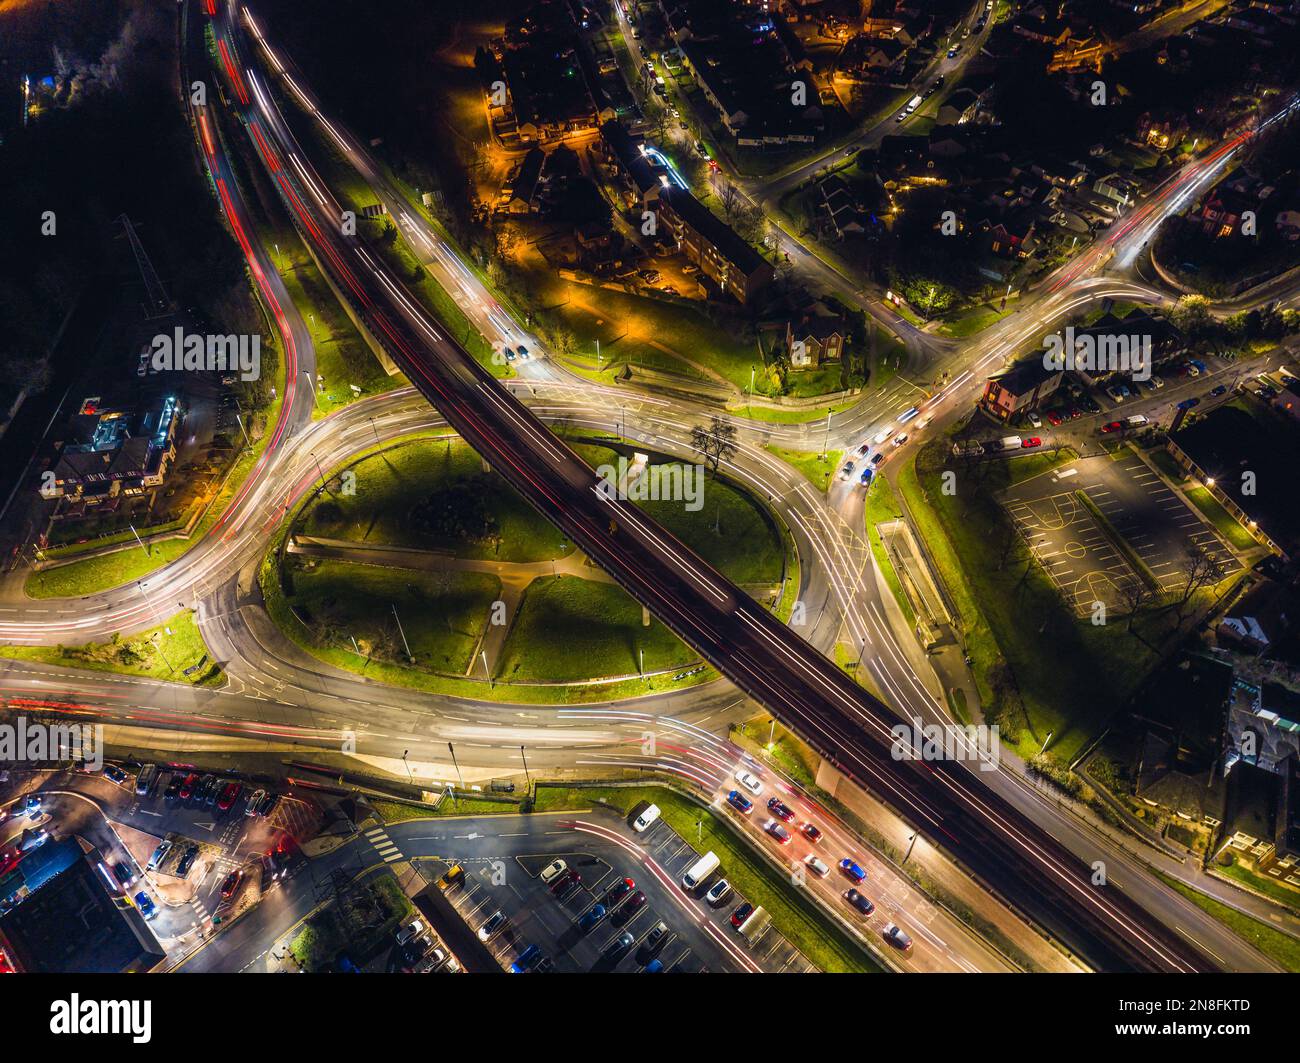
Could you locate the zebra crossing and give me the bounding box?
[364,826,405,863]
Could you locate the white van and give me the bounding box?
[682,851,720,890]
[632,804,661,832]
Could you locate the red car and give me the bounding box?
[1068,406,1083,420]
[766,797,795,822]
[1021,437,1041,448]
[216,781,242,811]
[220,868,243,898]
[178,773,199,801]
[551,869,581,896]
[730,902,754,928]
[1101,421,1123,434]
[1045,410,1064,426]
[801,822,823,843]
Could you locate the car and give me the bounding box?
[437,864,466,891]
[134,891,157,919]
[503,346,516,362]
[477,910,507,941]
[604,877,635,908]
[845,888,875,916]
[883,923,914,951]
[163,775,183,801]
[1081,396,1100,413]
[113,861,137,888]
[733,769,763,796]
[839,460,855,480]
[801,822,823,843]
[1185,362,1201,376]
[103,765,128,785]
[606,931,636,958]
[804,855,830,877]
[617,891,647,919]
[147,840,172,871]
[1150,375,1165,388]
[220,868,243,898]
[662,286,678,297]
[1177,397,1201,411]
[551,869,582,897]
[1045,409,1064,426]
[869,452,885,467]
[892,433,909,448]
[1100,420,1123,434]
[895,111,908,123]
[638,921,670,963]
[267,845,291,878]
[704,878,732,907]
[1027,412,1042,428]
[726,790,754,814]
[216,781,242,811]
[730,902,754,929]
[396,918,427,946]
[872,427,893,445]
[839,858,866,883]
[199,774,219,806]
[515,345,530,360]
[643,959,664,972]
[540,858,568,884]
[510,944,543,973]
[934,75,946,87]
[259,851,284,882]
[577,904,608,934]
[420,947,450,973]
[947,45,960,57]
[1021,437,1041,448]
[244,789,266,816]
[177,773,199,801]
[639,269,660,282]
[1068,406,1083,420]
[766,797,795,822]
[859,467,874,486]
[1209,384,1228,397]
[256,792,281,818]
[176,844,199,877]
[856,443,871,457]
[763,819,791,844]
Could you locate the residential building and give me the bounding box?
[979,360,1062,420]
[785,315,847,368]
[657,186,774,304]
[41,395,180,505]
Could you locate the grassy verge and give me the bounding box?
[896,446,1191,763]
[765,446,843,492]
[0,610,222,687]
[371,797,520,823]
[728,400,858,424]
[532,784,878,973]
[1215,860,1300,913]
[284,558,499,673]
[1156,872,1300,972]
[937,301,1013,338]
[1144,447,1256,550]
[865,476,917,629]
[496,575,698,683]
[300,435,571,563]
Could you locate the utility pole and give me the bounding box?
[448,742,465,792]
[392,604,413,661]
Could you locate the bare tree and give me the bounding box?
[719,182,743,224]
[1117,575,1153,632]
[691,416,738,479]
[1175,548,1223,617]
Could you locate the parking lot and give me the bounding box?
[1002,451,1243,614]
[1003,470,1139,616]
[439,810,814,973]
[1078,450,1242,589]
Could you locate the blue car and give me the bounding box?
[839,858,867,883]
[726,790,753,814]
[643,959,664,972]
[1209,384,1227,397]
[510,944,543,973]
[578,904,607,934]
[1177,397,1201,411]
[134,891,157,919]
[859,467,874,486]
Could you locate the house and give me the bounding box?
[982,207,1038,257]
[42,395,180,504]
[657,186,774,305]
[1137,110,1189,152]
[503,147,545,214]
[980,360,1063,420]
[785,315,847,368]
[1093,172,1138,207]
[862,37,907,73]
[1012,9,1071,45]
[1188,179,1265,239]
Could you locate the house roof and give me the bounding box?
[660,186,767,276]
